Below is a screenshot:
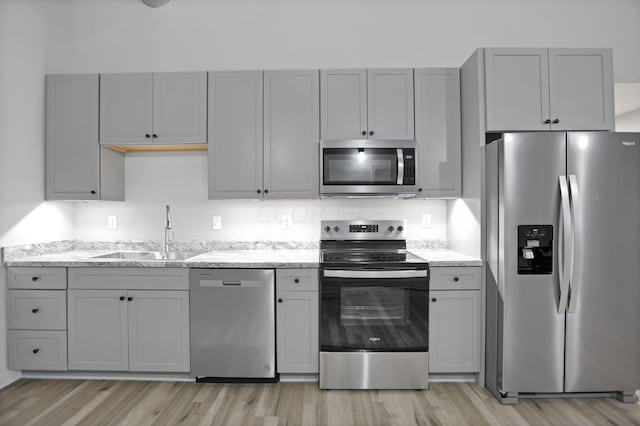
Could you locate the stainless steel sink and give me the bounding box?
[91,250,205,261]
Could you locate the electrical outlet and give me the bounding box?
[212,216,222,230]
[108,216,118,230]
[282,214,292,229]
[421,214,432,229]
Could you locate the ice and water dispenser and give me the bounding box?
[517,225,553,274]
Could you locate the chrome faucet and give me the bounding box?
[164,204,172,254]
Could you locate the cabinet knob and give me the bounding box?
[294,278,300,283]
[453,277,459,282]
[369,130,374,136]
[32,308,39,314]
[552,119,560,124]
[361,131,367,136]
[418,188,423,192]
[278,298,283,303]
[152,134,158,138]
[257,189,261,194]
[264,189,269,194]
[127,296,133,302]
[31,276,40,282]
[120,296,125,301]
[32,348,40,354]
[90,190,97,194]
[544,119,551,124]
[145,134,151,138]
[431,298,437,302]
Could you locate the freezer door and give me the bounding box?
[565,132,640,392]
[500,132,567,393]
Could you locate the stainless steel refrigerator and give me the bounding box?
[485,132,640,404]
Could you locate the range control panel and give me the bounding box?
[518,224,553,275]
[321,220,406,240]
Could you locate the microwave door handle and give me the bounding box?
[397,149,404,185]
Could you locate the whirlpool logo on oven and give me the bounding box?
[369,337,382,342]
[622,140,636,147]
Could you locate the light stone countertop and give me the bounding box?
[3,248,481,268]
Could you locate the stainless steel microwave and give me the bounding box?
[320,140,418,197]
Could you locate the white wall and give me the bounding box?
[0,0,77,388]
[74,152,447,242]
[616,109,640,132]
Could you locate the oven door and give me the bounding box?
[320,268,429,352]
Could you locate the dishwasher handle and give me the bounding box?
[197,279,266,288]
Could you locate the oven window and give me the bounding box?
[320,275,428,352]
[323,148,398,185]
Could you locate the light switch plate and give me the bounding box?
[421,214,431,229]
[108,216,118,230]
[212,216,222,230]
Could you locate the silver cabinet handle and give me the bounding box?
[567,175,581,313]
[558,176,572,314]
[396,149,404,185]
[222,281,241,286]
[323,270,427,279]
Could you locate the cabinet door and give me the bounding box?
[367,69,414,139]
[100,73,153,145]
[264,70,320,199]
[153,72,207,144]
[68,290,128,371]
[484,48,550,131]
[208,71,263,199]
[128,291,190,372]
[414,68,461,198]
[45,75,100,200]
[548,48,614,131]
[320,69,367,139]
[429,290,480,373]
[276,291,319,373]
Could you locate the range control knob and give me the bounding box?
[388,226,395,232]
[333,226,340,232]
[397,226,404,232]
[324,226,331,232]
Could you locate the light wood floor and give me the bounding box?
[1,379,639,425]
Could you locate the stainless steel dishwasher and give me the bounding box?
[190,269,276,382]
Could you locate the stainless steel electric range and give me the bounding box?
[319,220,430,390]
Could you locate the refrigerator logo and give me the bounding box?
[622,141,636,147]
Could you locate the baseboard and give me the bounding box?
[429,373,478,383]
[278,373,318,383]
[21,371,194,382]
[0,372,21,389]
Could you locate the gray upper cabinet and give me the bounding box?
[264,70,320,199]
[367,69,414,139]
[209,70,320,200]
[321,68,414,140]
[46,74,124,201]
[320,69,367,139]
[414,68,461,198]
[100,72,207,145]
[548,48,614,131]
[208,71,263,199]
[484,48,613,131]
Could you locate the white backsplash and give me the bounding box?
[73,152,448,243]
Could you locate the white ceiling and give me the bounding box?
[614,83,640,116]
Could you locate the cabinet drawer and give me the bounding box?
[8,330,67,371]
[7,290,66,330]
[69,267,189,290]
[277,269,318,292]
[430,267,480,290]
[7,267,67,290]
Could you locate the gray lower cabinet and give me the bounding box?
[276,269,319,374]
[414,68,461,198]
[429,267,481,373]
[45,74,124,201]
[484,48,613,131]
[68,289,190,372]
[208,70,320,200]
[100,72,207,145]
[67,268,190,373]
[320,68,414,140]
[6,267,69,371]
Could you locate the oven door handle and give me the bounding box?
[323,270,428,279]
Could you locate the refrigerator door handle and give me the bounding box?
[558,176,572,314]
[567,175,581,313]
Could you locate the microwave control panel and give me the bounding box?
[403,149,415,185]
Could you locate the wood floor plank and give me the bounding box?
[1,379,639,426]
